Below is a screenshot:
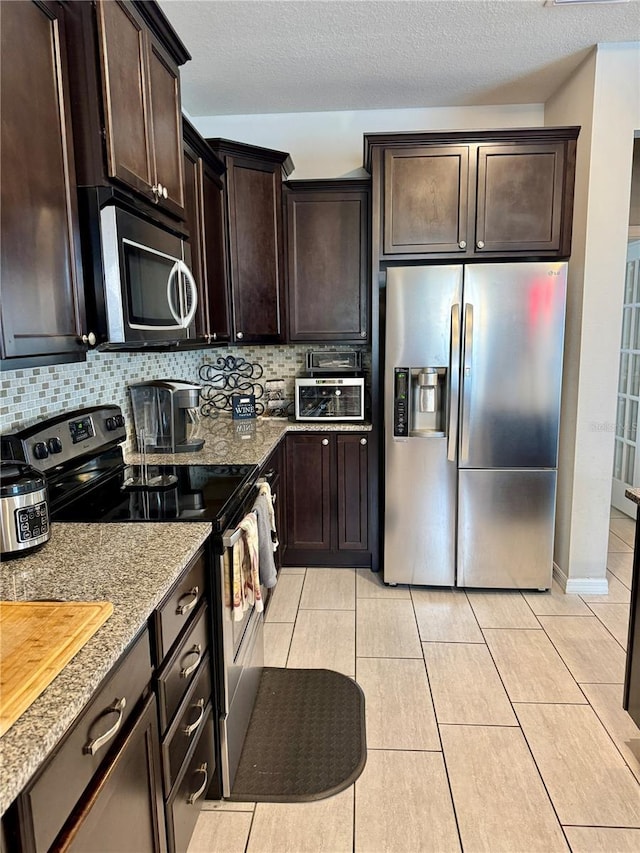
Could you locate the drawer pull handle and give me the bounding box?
[83,697,126,756]
[180,644,202,679]
[187,762,209,804]
[176,586,199,615]
[182,698,206,737]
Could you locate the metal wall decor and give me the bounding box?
[199,356,264,417]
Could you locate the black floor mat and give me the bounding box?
[230,667,367,802]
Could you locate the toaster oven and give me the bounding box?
[295,376,365,422]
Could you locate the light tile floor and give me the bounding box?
[188,510,640,852]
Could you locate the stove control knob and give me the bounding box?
[105,417,117,431]
[115,415,125,428]
[48,437,63,454]
[33,441,49,460]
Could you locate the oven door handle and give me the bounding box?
[222,526,243,548]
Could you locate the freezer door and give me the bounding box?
[384,434,456,585]
[385,266,463,368]
[458,469,556,589]
[460,263,567,469]
[384,266,462,585]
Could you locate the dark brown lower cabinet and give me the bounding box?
[54,694,166,853]
[283,432,370,567]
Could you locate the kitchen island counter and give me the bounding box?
[125,414,373,468]
[0,521,211,816]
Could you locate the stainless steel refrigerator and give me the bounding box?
[384,262,567,589]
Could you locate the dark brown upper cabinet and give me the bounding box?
[207,140,294,344]
[284,179,370,342]
[365,127,579,261]
[1,0,88,368]
[383,146,469,256]
[183,119,231,343]
[66,0,190,219]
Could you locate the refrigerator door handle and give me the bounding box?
[460,303,474,463]
[447,303,461,461]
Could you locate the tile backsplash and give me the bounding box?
[1,344,370,438]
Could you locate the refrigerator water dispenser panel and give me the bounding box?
[393,367,447,437]
[393,369,409,437]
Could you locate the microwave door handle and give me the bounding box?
[166,261,182,324]
[177,260,198,328]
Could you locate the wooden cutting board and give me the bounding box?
[0,600,113,737]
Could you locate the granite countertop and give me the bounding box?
[0,521,211,816]
[125,414,373,467]
[625,488,640,506]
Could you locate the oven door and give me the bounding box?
[100,205,198,345]
[218,523,264,797]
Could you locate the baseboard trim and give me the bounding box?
[553,563,609,595]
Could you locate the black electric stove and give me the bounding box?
[1,405,259,533]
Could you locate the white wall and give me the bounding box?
[546,43,640,590]
[193,104,544,178]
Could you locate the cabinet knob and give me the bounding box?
[477,240,485,249]
[360,438,367,446]
[162,186,168,199]
[321,438,329,446]
[152,183,164,201]
[458,240,467,250]
[236,331,244,340]
[81,332,96,346]
[360,330,367,338]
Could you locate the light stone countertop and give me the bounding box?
[625,488,640,507]
[125,414,373,468]
[0,521,211,816]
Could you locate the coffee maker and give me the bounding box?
[129,380,204,453]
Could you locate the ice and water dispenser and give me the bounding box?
[392,367,447,437]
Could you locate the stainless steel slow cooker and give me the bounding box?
[0,461,50,558]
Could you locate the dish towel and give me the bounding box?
[253,486,278,589]
[230,512,263,621]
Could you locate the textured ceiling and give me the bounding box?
[158,0,640,117]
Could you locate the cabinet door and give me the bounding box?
[147,38,184,217]
[97,0,154,198]
[383,146,469,257]
[287,189,368,342]
[336,435,369,551]
[475,143,566,255]
[201,164,232,341]
[226,156,283,343]
[56,694,167,853]
[0,0,86,362]
[285,434,332,551]
[183,145,207,338]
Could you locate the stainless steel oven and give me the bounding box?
[219,521,264,797]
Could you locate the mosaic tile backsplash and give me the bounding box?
[1,344,370,444]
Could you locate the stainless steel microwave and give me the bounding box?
[99,205,198,346]
[295,376,365,421]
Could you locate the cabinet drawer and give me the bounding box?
[153,550,206,665]
[24,628,152,853]
[165,708,214,853]
[55,694,166,853]
[162,656,212,795]
[157,603,209,734]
